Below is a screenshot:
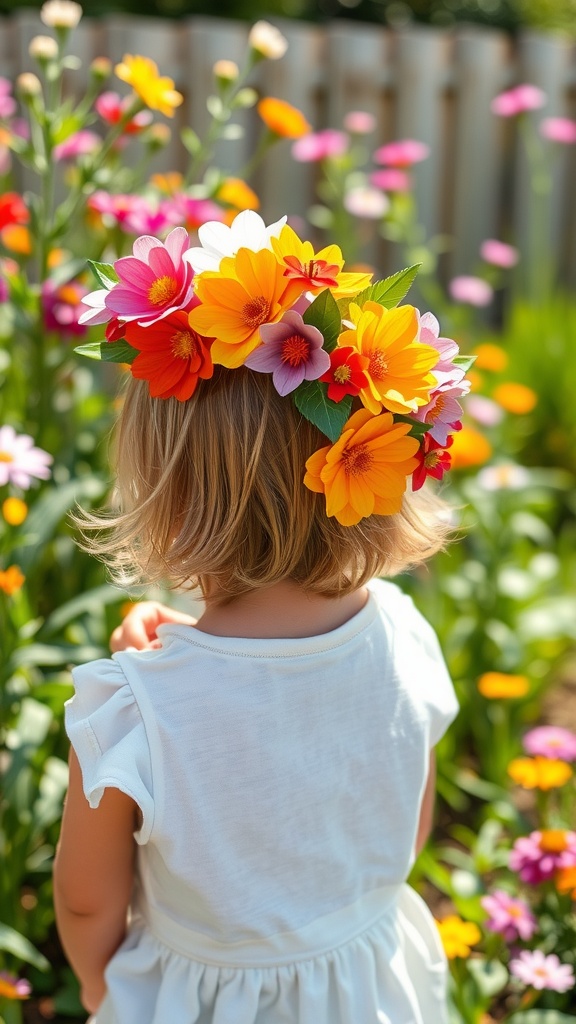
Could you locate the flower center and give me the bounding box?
[148,275,178,306]
[281,333,309,367]
[539,830,568,853]
[508,906,522,918]
[0,450,14,463]
[171,329,197,360]
[242,296,270,330]
[424,451,441,469]
[334,364,352,383]
[368,350,389,380]
[342,443,374,476]
[427,394,446,422]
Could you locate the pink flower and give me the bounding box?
[343,186,389,219]
[510,950,575,993]
[369,169,411,193]
[88,191,146,228]
[42,279,89,336]
[103,227,195,325]
[523,726,576,762]
[540,116,576,144]
[53,130,101,161]
[95,91,152,133]
[418,312,465,386]
[169,194,225,231]
[449,276,494,307]
[480,890,537,942]
[0,276,8,304]
[291,129,349,162]
[0,425,52,489]
[414,387,466,445]
[122,199,181,237]
[373,139,430,167]
[343,111,376,135]
[244,310,330,395]
[509,830,576,884]
[491,84,546,117]
[0,971,32,999]
[466,395,505,427]
[0,77,17,119]
[480,239,519,268]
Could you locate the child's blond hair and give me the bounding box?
[75,368,453,601]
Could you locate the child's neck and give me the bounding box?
[195,579,369,641]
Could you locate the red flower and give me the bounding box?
[412,433,453,491]
[105,317,127,343]
[124,310,214,401]
[0,192,29,230]
[319,346,370,402]
[282,255,340,291]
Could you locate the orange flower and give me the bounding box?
[493,382,537,414]
[338,302,438,415]
[472,343,508,372]
[556,865,576,898]
[478,672,529,698]
[304,408,419,526]
[2,497,28,525]
[115,54,183,118]
[271,224,372,299]
[0,565,25,595]
[1,224,32,255]
[257,97,311,138]
[508,756,572,790]
[150,172,184,195]
[188,247,301,368]
[125,310,214,401]
[436,915,481,959]
[449,425,492,469]
[217,178,260,211]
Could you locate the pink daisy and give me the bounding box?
[104,227,194,325]
[0,426,52,489]
[522,726,576,762]
[510,950,575,993]
[480,889,537,942]
[509,830,576,885]
[292,129,348,162]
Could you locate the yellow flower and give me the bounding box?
[188,247,301,368]
[304,407,419,526]
[493,382,537,414]
[508,756,572,791]
[115,55,183,118]
[257,97,311,138]
[2,497,28,525]
[150,172,184,195]
[472,343,508,372]
[449,426,492,469]
[338,302,438,415]
[436,915,481,959]
[478,672,529,699]
[0,564,25,595]
[271,224,372,299]
[217,177,260,211]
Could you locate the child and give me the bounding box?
[54,212,464,1024]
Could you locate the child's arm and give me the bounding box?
[110,600,197,651]
[54,749,138,1013]
[415,751,437,855]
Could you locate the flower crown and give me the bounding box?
[78,211,472,526]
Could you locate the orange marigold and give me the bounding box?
[0,564,25,595]
[257,97,311,138]
[508,756,572,791]
[449,425,492,469]
[493,382,537,414]
[472,342,508,372]
[478,672,529,699]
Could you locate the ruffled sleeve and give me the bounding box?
[65,658,154,844]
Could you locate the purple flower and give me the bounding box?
[523,726,576,762]
[509,830,576,885]
[480,889,537,942]
[449,276,494,307]
[244,310,330,396]
[509,950,575,993]
[0,426,52,489]
[292,129,348,163]
[480,239,519,268]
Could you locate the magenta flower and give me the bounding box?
[449,276,494,307]
[343,111,376,135]
[169,194,225,231]
[466,395,505,427]
[0,426,52,488]
[523,726,576,762]
[344,186,389,219]
[370,169,411,193]
[104,227,194,325]
[509,830,576,884]
[0,77,17,118]
[491,84,546,117]
[480,890,537,942]
[42,279,89,336]
[0,276,8,304]
[510,950,575,993]
[53,130,100,161]
[373,139,430,167]
[244,310,330,395]
[122,199,181,237]
[480,239,519,268]
[540,116,576,144]
[292,129,348,162]
[88,191,147,229]
[95,90,152,133]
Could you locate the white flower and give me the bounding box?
[213,59,239,83]
[16,73,43,97]
[343,186,389,219]
[40,0,82,29]
[29,35,59,61]
[0,426,52,489]
[184,210,287,274]
[77,289,112,326]
[248,21,288,60]
[477,463,531,491]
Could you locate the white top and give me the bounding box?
[66,578,458,1024]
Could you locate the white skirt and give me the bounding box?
[93,884,449,1024]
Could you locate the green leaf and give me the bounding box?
[39,584,126,637]
[0,922,50,971]
[353,264,421,309]
[74,341,103,360]
[302,289,342,353]
[87,259,119,289]
[466,958,508,999]
[181,127,202,156]
[74,339,138,364]
[393,414,429,438]
[453,354,477,371]
[294,381,352,442]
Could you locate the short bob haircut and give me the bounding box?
[75,367,453,601]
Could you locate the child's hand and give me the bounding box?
[110,601,197,652]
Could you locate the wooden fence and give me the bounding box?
[1,11,575,283]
